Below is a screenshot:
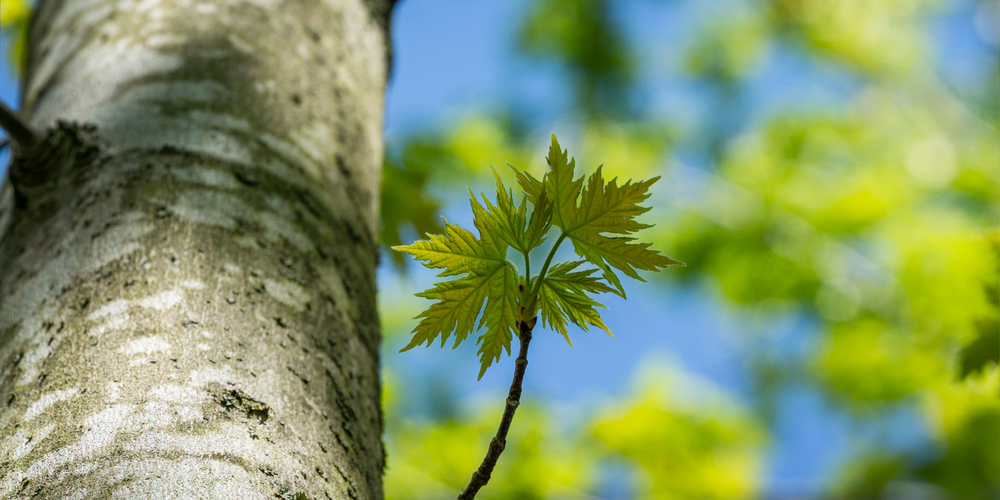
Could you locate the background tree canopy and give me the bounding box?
[3,0,998,498]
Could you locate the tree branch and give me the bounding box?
[0,100,37,149]
[457,319,535,500]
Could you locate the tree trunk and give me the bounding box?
[0,0,392,498]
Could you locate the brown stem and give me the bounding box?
[457,319,534,500]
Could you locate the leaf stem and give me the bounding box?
[529,232,567,297]
[457,319,534,500]
[523,251,531,289]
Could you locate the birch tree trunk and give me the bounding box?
[0,0,392,498]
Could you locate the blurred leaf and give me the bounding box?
[385,403,596,500]
[518,0,632,114]
[0,0,29,76]
[381,157,444,270]
[768,0,939,75]
[591,363,765,500]
[684,7,768,82]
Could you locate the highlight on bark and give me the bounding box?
[394,134,683,498]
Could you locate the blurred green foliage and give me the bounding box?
[380,0,998,498]
[0,0,30,76]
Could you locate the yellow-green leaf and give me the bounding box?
[392,219,505,277]
[538,261,614,345]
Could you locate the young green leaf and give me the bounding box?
[395,133,681,381]
[393,219,506,277]
[544,134,586,229]
[537,260,615,345]
[539,135,683,297]
[395,186,523,379]
[476,169,551,255]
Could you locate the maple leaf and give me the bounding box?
[394,133,680,380]
[478,168,552,255]
[393,219,506,277]
[539,135,683,297]
[537,261,614,345]
[394,185,524,379]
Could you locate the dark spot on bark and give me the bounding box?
[291,94,302,105]
[226,297,236,304]
[6,394,14,406]
[217,387,270,423]
[274,317,287,328]
[295,189,324,218]
[259,465,276,476]
[287,364,309,384]
[335,155,350,178]
[235,169,259,186]
[79,297,90,309]
[275,488,309,500]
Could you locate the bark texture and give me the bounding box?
[0,0,391,498]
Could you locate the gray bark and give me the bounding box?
[0,0,391,498]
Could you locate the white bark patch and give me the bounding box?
[67,489,89,500]
[11,424,56,460]
[3,405,134,493]
[17,337,60,387]
[288,121,335,166]
[106,382,123,402]
[24,388,80,421]
[181,280,206,290]
[89,300,131,320]
[144,33,186,48]
[255,133,323,182]
[2,220,151,331]
[148,384,208,405]
[259,212,313,253]
[92,315,129,337]
[263,279,310,312]
[223,263,241,274]
[122,336,172,356]
[172,164,242,190]
[137,289,184,310]
[118,80,227,106]
[187,366,238,388]
[125,401,175,432]
[170,189,251,230]
[106,458,268,500]
[227,34,255,54]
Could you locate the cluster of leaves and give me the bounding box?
[394,135,681,378]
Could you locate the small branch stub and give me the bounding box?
[0,100,37,149]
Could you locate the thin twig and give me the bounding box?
[0,100,37,149]
[457,320,534,500]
